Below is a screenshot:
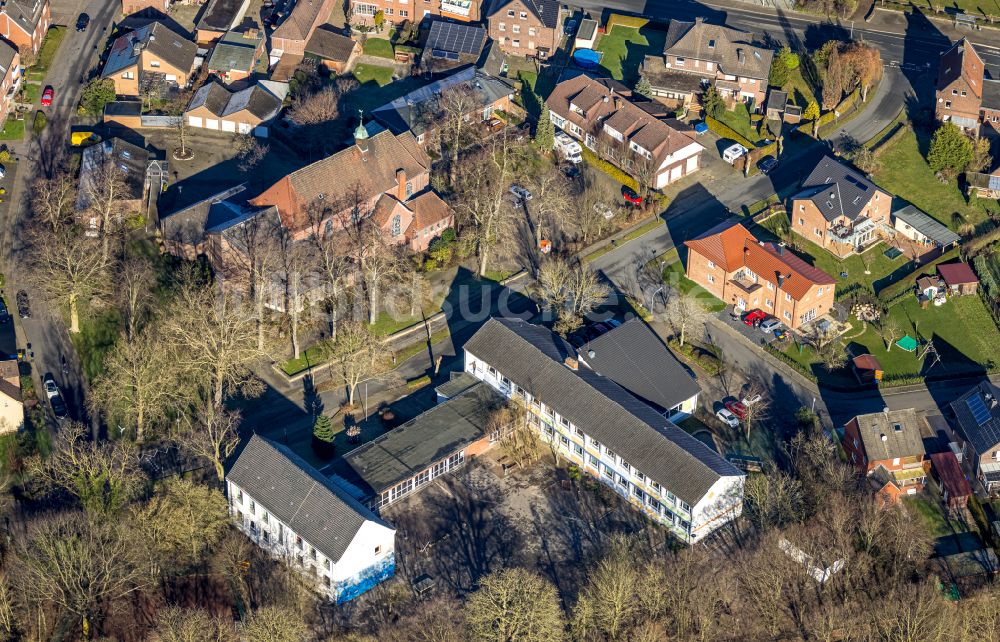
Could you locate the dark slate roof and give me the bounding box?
[477,39,507,77]
[0,40,16,75]
[578,318,700,415]
[463,318,743,504]
[76,138,150,209]
[208,30,262,74]
[490,0,561,29]
[892,204,960,246]
[849,408,925,461]
[950,381,1000,456]
[103,22,197,78]
[983,79,1000,110]
[159,183,248,246]
[371,66,515,136]
[794,156,883,223]
[336,383,505,497]
[227,435,389,561]
[435,371,481,399]
[426,20,486,56]
[187,80,282,119]
[3,0,45,37]
[304,26,358,62]
[198,0,245,32]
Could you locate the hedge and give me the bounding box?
[668,338,722,375]
[704,116,755,150]
[581,146,638,191]
[606,14,649,31]
[816,89,862,133]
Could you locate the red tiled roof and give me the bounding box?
[410,191,452,231]
[937,262,979,285]
[853,354,882,372]
[684,221,755,272]
[931,451,972,499]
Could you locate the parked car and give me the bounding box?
[41,86,54,106]
[76,13,90,31]
[716,407,740,428]
[622,186,642,205]
[509,185,533,201]
[742,309,766,326]
[562,164,581,179]
[0,298,8,323]
[554,131,583,164]
[723,143,748,164]
[725,400,748,420]
[15,290,29,319]
[564,19,578,35]
[42,373,59,400]
[0,164,6,179]
[50,394,67,419]
[759,317,781,333]
[758,155,778,175]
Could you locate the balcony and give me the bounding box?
[729,276,762,295]
[830,216,876,246]
[440,0,472,15]
[891,466,926,487]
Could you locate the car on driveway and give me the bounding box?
[41,86,54,106]
[716,407,740,428]
[723,143,748,164]
[759,317,781,333]
[725,400,748,420]
[43,374,68,418]
[15,290,29,319]
[622,186,642,205]
[0,298,8,323]
[742,309,766,326]
[76,13,90,31]
[758,155,778,175]
[509,185,533,201]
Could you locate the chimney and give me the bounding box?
[603,94,609,103]
[777,242,785,255]
[564,356,578,370]
[132,38,143,57]
[695,16,703,25]
[737,48,745,64]
[396,168,407,200]
[613,95,621,110]
[245,27,258,39]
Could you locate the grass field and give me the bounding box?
[872,127,992,228]
[661,254,727,312]
[714,105,761,143]
[352,63,395,86]
[0,119,25,141]
[782,65,818,109]
[595,26,667,85]
[362,38,395,59]
[27,27,65,82]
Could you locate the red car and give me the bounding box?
[40,86,54,106]
[622,185,642,205]
[742,309,766,326]
[725,400,748,421]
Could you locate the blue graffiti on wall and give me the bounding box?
[335,553,396,603]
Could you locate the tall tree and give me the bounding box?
[186,405,242,482]
[534,100,555,151]
[967,135,992,173]
[117,253,156,340]
[274,226,313,360]
[25,225,110,333]
[241,606,308,642]
[32,172,77,231]
[453,135,520,277]
[83,161,130,263]
[661,287,708,346]
[536,257,609,334]
[526,170,571,248]
[288,86,339,126]
[465,568,565,642]
[701,87,725,119]
[222,210,282,351]
[842,41,882,101]
[304,199,352,341]
[324,321,397,407]
[928,122,973,176]
[437,84,480,187]
[135,479,230,572]
[150,607,237,642]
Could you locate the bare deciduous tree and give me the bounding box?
[83,160,130,263]
[32,172,77,231]
[526,170,571,247]
[26,226,111,333]
[241,606,308,642]
[117,253,156,339]
[535,257,609,334]
[274,227,314,360]
[324,321,397,407]
[304,199,352,340]
[223,210,282,351]
[133,478,230,572]
[186,405,242,482]
[288,87,339,126]
[150,607,237,642]
[436,85,480,187]
[661,287,708,347]
[465,567,565,642]
[355,221,408,325]
[740,380,772,439]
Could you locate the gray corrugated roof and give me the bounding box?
[435,371,481,399]
[579,318,700,415]
[426,21,486,56]
[464,318,742,504]
[304,27,357,62]
[198,0,246,32]
[795,156,882,223]
[892,204,961,246]
[159,183,247,246]
[337,383,505,497]
[849,408,925,461]
[951,382,1000,456]
[663,19,772,81]
[227,435,389,562]
[208,30,261,73]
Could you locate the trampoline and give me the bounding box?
[573,48,602,69]
[896,335,918,352]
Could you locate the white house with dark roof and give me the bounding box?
[463,318,744,542]
[226,434,396,603]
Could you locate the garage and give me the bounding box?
[188,116,202,128]
[204,119,219,130]
[670,165,683,183]
[238,122,251,134]
[686,155,698,173]
[221,120,236,132]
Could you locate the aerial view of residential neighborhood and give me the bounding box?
[5,0,1000,637]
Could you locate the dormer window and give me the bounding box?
[675,57,685,66]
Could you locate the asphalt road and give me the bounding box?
[2,0,119,427]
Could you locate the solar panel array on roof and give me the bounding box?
[432,49,460,60]
[969,395,992,425]
[427,21,486,56]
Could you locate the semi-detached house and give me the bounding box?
[546,75,704,189]
[101,22,197,97]
[685,221,836,329]
[463,318,745,543]
[0,0,50,56]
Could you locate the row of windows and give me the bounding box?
[371,451,465,508]
[497,23,536,35]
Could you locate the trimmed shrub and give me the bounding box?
[581,146,639,190]
[705,116,755,149]
[606,14,649,30]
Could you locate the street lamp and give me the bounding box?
[649,285,664,313]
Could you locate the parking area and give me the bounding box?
[716,305,784,349]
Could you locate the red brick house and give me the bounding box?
[0,0,50,56]
[936,39,987,131]
[643,18,772,111]
[271,0,339,57]
[250,123,452,252]
[546,75,704,189]
[351,0,484,25]
[789,156,892,258]
[684,221,836,329]
[0,41,21,130]
[842,408,928,502]
[487,0,564,59]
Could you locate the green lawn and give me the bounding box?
[905,497,954,537]
[27,26,66,82]
[715,105,761,143]
[662,257,727,312]
[930,0,1000,16]
[362,38,394,59]
[21,83,39,105]
[782,65,818,109]
[595,26,667,85]
[872,127,992,228]
[0,119,24,141]
[352,63,395,87]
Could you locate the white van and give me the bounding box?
[554,131,583,164]
[723,143,748,164]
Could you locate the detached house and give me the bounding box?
[546,75,704,189]
[642,18,772,110]
[227,435,396,603]
[949,381,1000,493]
[463,318,745,543]
[101,22,197,97]
[685,221,836,329]
[0,41,21,129]
[352,0,484,25]
[185,79,286,135]
[250,122,453,252]
[842,409,928,502]
[207,26,266,83]
[270,0,339,58]
[487,0,564,59]
[936,39,991,131]
[0,0,50,56]
[789,156,892,258]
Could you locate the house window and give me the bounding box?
[767,282,774,290]
[784,293,792,302]
[707,275,715,284]
[149,60,160,68]
[237,490,243,503]
[603,464,614,479]
[945,100,952,108]
[818,287,824,295]
[680,500,691,513]
[249,500,256,514]
[636,471,645,482]
[783,311,792,320]
[605,447,616,459]
[519,11,527,18]
[765,298,773,308]
[617,474,628,488]
[675,57,685,66]
[559,416,569,428]
[952,89,958,95]
[961,90,967,97]
[560,435,570,448]
[621,461,631,473]
[707,260,715,269]
[385,7,393,14]
[814,227,823,237]
[528,27,535,36]
[122,71,134,79]
[512,39,520,47]
[507,8,514,15]
[400,9,408,16]
[499,23,505,31]
[324,558,331,570]
[391,215,401,236]
[375,545,382,555]
[512,25,520,34]
[573,443,583,457]
[633,486,645,501]
[588,454,599,467]
[590,437,601,449]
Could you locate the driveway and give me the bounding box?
[830,66,920,151]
